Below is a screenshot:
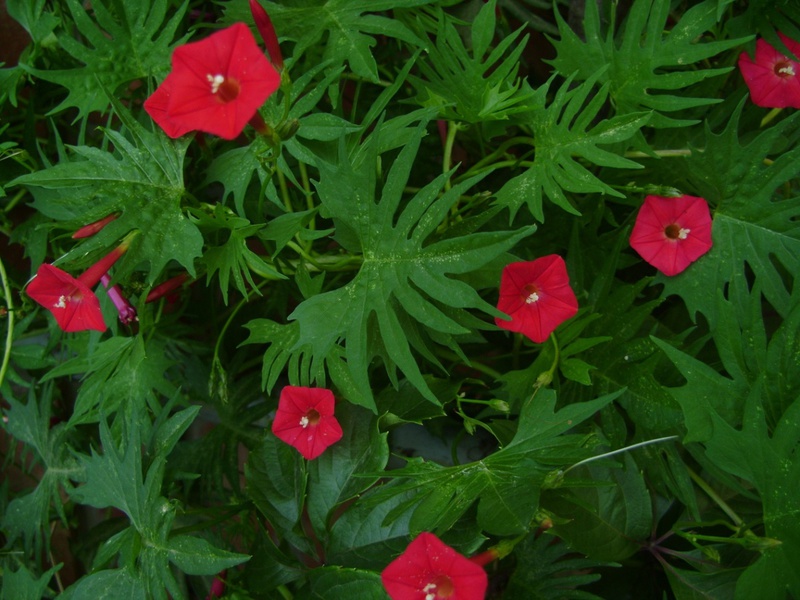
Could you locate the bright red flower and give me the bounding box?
[272,386,343,460]
[26,264,107,332]
[26,233,136,333]
[495,255,579,343]
[381,532,488,600]
[738,33,800,109]
[144,23,280,140]
[629,194,713,276]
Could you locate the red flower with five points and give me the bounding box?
[738,33,800,109]
[495,255,579,344]
[144,23,280,140]
[629,194,713,276]
[272,386,343,460]
[381,532,488,600]
[25,234,135,333]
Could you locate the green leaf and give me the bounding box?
[2,386,79,554]
[365,389,620,537]
[409,3,535,122]
[42,336,177,425]
[704,382,800,599]
[289,120,534,404]
[663,564,743,600]
[246,432,307,539]
[58,567,146,600]
[652,336,746,443]
[327,483,417,570]
[20,0,188,118]
[166,535,250,575]
[293,566,385,600]
[10,101,201,284]
[494,73,649,221]
[549,0,747,128]
[225,0,432,82]
[547,454,653,562]
[661,102,800,325]
[0,564,61,600]
[505,534,611,599]
[306,403,389,539]
[190,204,285,304]
[6,0,59,45]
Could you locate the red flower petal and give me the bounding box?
[495,255,579,343]
[143,73,196,138]
[629,194,713,276]
[26,264,107,332]
[381,532,488,600]
[739,34,800,109]
[147,23,280,140]
[272,386,343,460]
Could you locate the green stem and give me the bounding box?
[623,149,694,158]
[687,466,744,527]
[277,168,292,213]
[2,189,27,214]
[0,257,15,393]
[461,136,536,177]
[442,120,459,192]
[760,107,783,128]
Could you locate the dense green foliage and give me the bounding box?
[1,0,799,598]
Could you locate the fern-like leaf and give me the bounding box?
[549,0,748,128]
[20,0,188,119]
[287,119,534,406]
[494,72,649,221]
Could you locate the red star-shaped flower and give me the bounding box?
[381,532,488,600]
[629,194,713,276]
[272,386,343,460]
[738,33,800,109]
[26,264,106,333]
[144,23,280,140]
[495,255,579,343]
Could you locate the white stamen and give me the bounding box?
[54,295,67,309]
[525,292,540,304]
[779,65,796,76]
[299,416,310,428]
[678,228,690,240]
[423,583,437,600]
[207,73,225,94]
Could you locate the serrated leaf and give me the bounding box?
[190,205,285,304]
[0,561,61,600]
[549,0,748,128]
[704,382,800,600]
[409,3,535,122]
[2,386,79,554]
[288,120,534,404]
[495,73,649,221]
[225,0,432,82]
[10,101,201,284]
[20,0,188,118]
[505,534,611,600]
[42,336,176,425]
[661,102,800,326]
